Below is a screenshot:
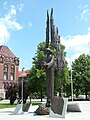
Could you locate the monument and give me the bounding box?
[45,8,65,107]
[35,8,68,117]
[44,8,81,115]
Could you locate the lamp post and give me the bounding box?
[88,42,90,56]
[22,67,24,104]
[69,47,73,102]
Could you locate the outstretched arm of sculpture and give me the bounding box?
[44,55,54,69]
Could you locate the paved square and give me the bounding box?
[0,101,90,120]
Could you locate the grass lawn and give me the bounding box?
[0,102,42,109]
[0,103,16,109]
[32,102,42,106]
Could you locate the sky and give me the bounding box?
[0,0,90,70]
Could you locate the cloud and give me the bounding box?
[3,1,7,6]
[0,23,10,43]
[0,5,23,44]
[29,21,32,27]
[88,27,90,32]
[78,5,90,21]
[17,3,24,12]
[61,27,90,68]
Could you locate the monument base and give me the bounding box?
[13,104,24,114]
[49,97,68,118]
[67,103,81,112]
[13,103,31,115]
[34,104,49,115]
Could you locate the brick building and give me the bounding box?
[18,70,31,78]
[0,45,19,98]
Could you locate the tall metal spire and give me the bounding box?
[46,10,49,48]
[50,8,54,44]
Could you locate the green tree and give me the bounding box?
[55,61,70,97]
[28,42,46,101]
[28,42,70,100]
[18,77,29,104]
[7,83,17,105]
[72,54,90,99]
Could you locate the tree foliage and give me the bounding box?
[55,61,70,97]
[28,41,70,99]
[18,77,29,104]
[72,54,90,99]
[6,82,17,105]
[28,42,46,101]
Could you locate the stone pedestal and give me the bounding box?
[67,103,81,112]
[34,105,49,115]
[22,103,30,112]
[13,103,30,114]
[49,97,68,118]
[13,104,23,114]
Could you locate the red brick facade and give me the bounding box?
[0,45,19,98]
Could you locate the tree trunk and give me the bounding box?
[40,88,43,102]
[10,98,14,105]
[85,88,88,100]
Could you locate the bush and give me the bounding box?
[0,97,3,101]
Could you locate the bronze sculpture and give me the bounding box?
[45,8,65,106]
[44,48,54,107]
[35,8,65,115]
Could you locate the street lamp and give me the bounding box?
[69,47,73,102]
[88,42,90,56]
[22,67,24,104]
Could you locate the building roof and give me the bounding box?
[0,45,16,58]
[18,70,31,78]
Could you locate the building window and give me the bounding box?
[11,65,15,80]
[4,64,8,80]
